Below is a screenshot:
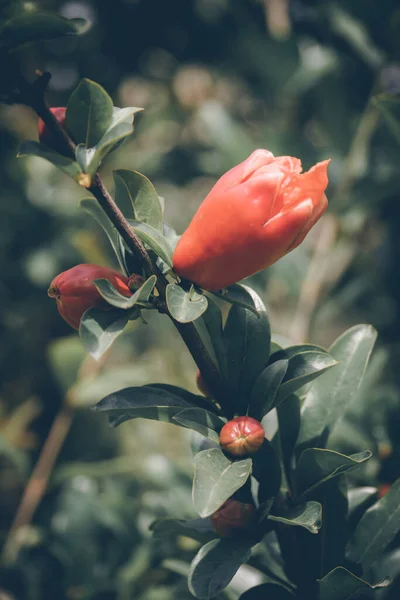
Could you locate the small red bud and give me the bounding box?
[211,499,256,538]
[219,416,265,457]
[48,264,132,330]
[38,107,67,151]
[196,370,212,397]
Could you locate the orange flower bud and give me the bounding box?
[38,107,67,151]
[173,150,330,291]
[211,499,256,538]
[220,416,265,457]
[48,264,132,329]
[196,370,212,397]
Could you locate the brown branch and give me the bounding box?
[8,71,231,415]
[1,405,74,562]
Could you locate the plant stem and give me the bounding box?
[12,71,231,415]
[1,405,74,563]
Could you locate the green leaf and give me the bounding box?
[276,351,338,405]
[18,141,82,179]
[192,448,252,518]
[79,307,129,360]
[75,143,96,173]
[269,501,322,534]
[199,296,226,377]
[274,395,301,486]
[347,477,400,569]
[80,198,126,272]
[249,360,288,420]
[212,284,260,317]
[296,448,372,497]
[128,220,173,267]
[269,344,330,363]
[373,94,400,146]
[223,286,271,413]
[297,325,377,452]
[188,538,253,599]
[89,107,143,170]
[253,439,282,504]
[114,170,163,231]
[348,487,378,533]
[93,384,205,428]
[240,583,298,599]
[66,78,113,147]
[93,275,156,310]
[173,408,225,443]
[166,284,208,323]
[0,13,86,51]
[150,518,215,545]
[318,567,389,600]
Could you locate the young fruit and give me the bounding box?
[38,107,67,151]
[173,149,330,291]
[211,499,256,538]
[219,416,265,456]
[48,264,132,329]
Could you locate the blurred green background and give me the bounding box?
[1,0,400,598]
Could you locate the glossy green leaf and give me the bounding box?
[274,395,301,485]
[188,538,253,599]
[253,439,282,504]
[114,169,163,231]
[150,517,215,544]
[66,78,113,147]
[347,477,400,569]
[192,448,252,518]
[93,384,204,428]
[249,359,288,420]
[269,501,322,534]
[162,222,181,251]
[223,286,271,413]
[240,583,298,599]
[318,567,389,600]
[0,13,86,51]
[166,284,208,323]
[18,141,82,179]
[269,344,330,363]
[80,198,125,271]
[90,107,143,169]
[173,408,225,442]
[128,220,173,267]
[212,284,260,317]
[296,448,372,497]
[348,487,378,533]
[75,143,96,173]
[79,307,129,360]
[297,325,377,452]
[200,296,226,377]
[276,351,338,405]
[93,275,156,310]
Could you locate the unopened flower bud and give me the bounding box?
[38,107,67,152]
[48,264,132,329]
[219,416,265,456]
[211,499,256,538]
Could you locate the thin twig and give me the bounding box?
[1,405,74,563]
[6,71,230,412]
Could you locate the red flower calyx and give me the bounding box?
[219,416,265,457]
[48,264,132,330]
[173,149,330,291]
[211,499,256,538]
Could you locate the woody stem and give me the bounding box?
[10,71,232,416]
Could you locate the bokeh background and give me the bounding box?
[1,0,400,598]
